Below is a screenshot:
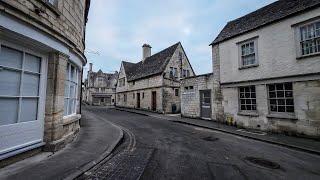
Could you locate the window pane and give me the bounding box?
[22,73,40,96]
[64,82,69,97]
[0,46,23,69]
[24,53,41,73]
[246,105,252,110]
[70,83,76,98]
[270,99,276,105]
[278,106,285,112]
[252,105,257,110]
[241,105,246,110]
[277,91,284,98]
[270,104,277,111]
[278,99,285,105]
[0,98,19,125]
[286,99,294,106]
[0,69,21,96]
[240,99,245,104]
[285,91,293,97]
[286,106,294,113]
[269,85,275,91]
[20,98,38,122]
[68,99,75,114]
[70,66,76,82]
[64,98,68,116]
[284,82,292,90]
[276,84,284,90]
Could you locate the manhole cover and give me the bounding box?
[202,136,219,142]
[244,157,280,169]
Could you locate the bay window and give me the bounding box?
[64,63,78,116]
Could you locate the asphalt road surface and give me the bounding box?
[79,106,320,180]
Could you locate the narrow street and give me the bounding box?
[79,106,320,180]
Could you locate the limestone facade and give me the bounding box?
[212,5,320,137]
[116,43,195,113]
[0,0,90,160]
[83,64,118,106]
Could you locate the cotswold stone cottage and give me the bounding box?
[210,0,320,137]
[0,0,90,161]
[116,42,195,113]
[83,63,118,106]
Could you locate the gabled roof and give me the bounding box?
[121,42,180,81]
[210,0,320,46]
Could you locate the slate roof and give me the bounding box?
[210,0,320,45]
[122,42,180,81]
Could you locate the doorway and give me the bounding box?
[151,91,156,111]
[200,90,211,119]
[137,93,140,108]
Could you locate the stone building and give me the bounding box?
[181,73,223,120]
[83,63,118,106]
[210,0,320,137]
[0,0,90,161]
[116,42,195,113]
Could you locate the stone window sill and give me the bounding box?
[266,113,298,120]
[296,53,320,60]
[238,64,259,70]
[63,114,81,125]
[238,111,259,117]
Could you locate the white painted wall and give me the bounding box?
[218,7,320,84]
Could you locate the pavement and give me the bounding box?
[0,106,123,180]
[114,107,320,155]
[80,106,320,180]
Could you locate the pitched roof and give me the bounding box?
[210,0,320,45]
[122,42,180,81]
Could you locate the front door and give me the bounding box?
[151,91,156,111]
[136,93,140,108]
[0,42,47,158]
[200,90,211,119]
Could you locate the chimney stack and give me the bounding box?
[142,44,152,61]
[89,63,93,72]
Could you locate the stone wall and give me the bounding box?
[222,80,320,137]
[116,88,164,113]
[0,0,88,57]
[181,73,223,119]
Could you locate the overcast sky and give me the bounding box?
[84,0,276,76]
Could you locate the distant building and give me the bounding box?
[0,0,90,161]
[116,42,195,113]
[83,63,118,106]
[182,0,320,137]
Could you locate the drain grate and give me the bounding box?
[202,136,219,142]
[244,157,280,169]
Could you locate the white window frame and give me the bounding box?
[267,82,295,114]
[0,40,48,126]
[64,63,79,117]
[238,86,257,112]
[238,37,259,69]
[0,39,48,156]
[295,19,320,58]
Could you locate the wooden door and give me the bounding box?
[151,91,156,111]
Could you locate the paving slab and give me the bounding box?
[0,107,123,180]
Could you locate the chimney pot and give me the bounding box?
[89,63,93,72]
[142,44,152,61]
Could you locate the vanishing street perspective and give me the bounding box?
[0,0,320,180]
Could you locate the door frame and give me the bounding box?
[200,89,212,120]
[0,39,48,158]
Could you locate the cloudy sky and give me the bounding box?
[84,0,276,76]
